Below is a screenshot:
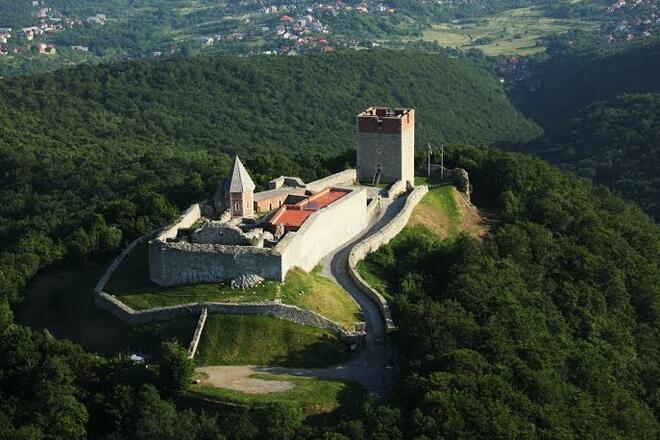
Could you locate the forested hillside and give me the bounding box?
[0,50,539,302]
[510,40,660,218]
[360,146,660,438]
[512,40,660,125]
[2,145,658,438]
[523,93,660,218]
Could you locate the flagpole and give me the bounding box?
[427,143,432,178]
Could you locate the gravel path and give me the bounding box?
[197,189,407,396]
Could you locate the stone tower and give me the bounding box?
[356,107,415,186]
[222,156,255,217]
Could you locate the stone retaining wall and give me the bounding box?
[347,185,429,331]
[188,308,208,359]
[95,236,145,294]
[94,291,355,337]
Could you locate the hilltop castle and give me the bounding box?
[148,107,416,286]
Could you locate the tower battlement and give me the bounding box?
[357,107,414,134]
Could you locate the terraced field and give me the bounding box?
[421,7,600,56]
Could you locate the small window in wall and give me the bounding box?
[279,200,282,207]
[234,202,240,211]
[269,203,272,211]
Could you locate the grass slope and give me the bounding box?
[194,315,349,367]
[280,267,362,331]
[357,184,485,298]
[190,373,364,415]
[107,243,360,331]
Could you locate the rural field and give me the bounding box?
[420,7,600,56]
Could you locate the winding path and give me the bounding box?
[199,189,408,396]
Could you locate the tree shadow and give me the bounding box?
[270,333,352,368]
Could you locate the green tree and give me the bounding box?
[158,341,193,397]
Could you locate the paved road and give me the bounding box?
[199,190,407,396]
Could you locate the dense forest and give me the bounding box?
[510,39,660,218]
[1,144,658,438]
[522,93,660,219]
[360,145,660,438]
[512,40,660,125]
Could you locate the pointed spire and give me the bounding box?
[225,156,256,193]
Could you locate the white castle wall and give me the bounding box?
[278,187,368,274]
[157,203,202,241]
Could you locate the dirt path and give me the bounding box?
[197,366,295,394]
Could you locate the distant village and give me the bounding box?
[0,0,657,61]
[0,1,106,56]
[0,0,394,59]
[185,0,395,57]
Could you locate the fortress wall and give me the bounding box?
[347,185,428,330]
[366,194,382,218]
[94,291,355,337]
[148,241,284,286]
[306,169,357,192]
[278,187,369,274]
[187,308,208,359]
[157,203,202,241]
[95,236,145,294]
[386,180,407,199]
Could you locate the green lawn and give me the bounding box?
[408,185,461,238]
[107,244,361,331]
[194,315,350,367]
[280,267,362,331]
[189,374,365,415]
[421,6,599,56]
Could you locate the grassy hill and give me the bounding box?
[194,315,349,368]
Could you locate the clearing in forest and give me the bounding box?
[408,185,486,239]
[421,7,599,56]
[190,367,365,414]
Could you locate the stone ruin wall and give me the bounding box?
[94,291,355,338]
[347,185,429,331]
[157,203,202,241]
[148,241,284,285]
[305,169,356,192]
[93,232,360,340]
